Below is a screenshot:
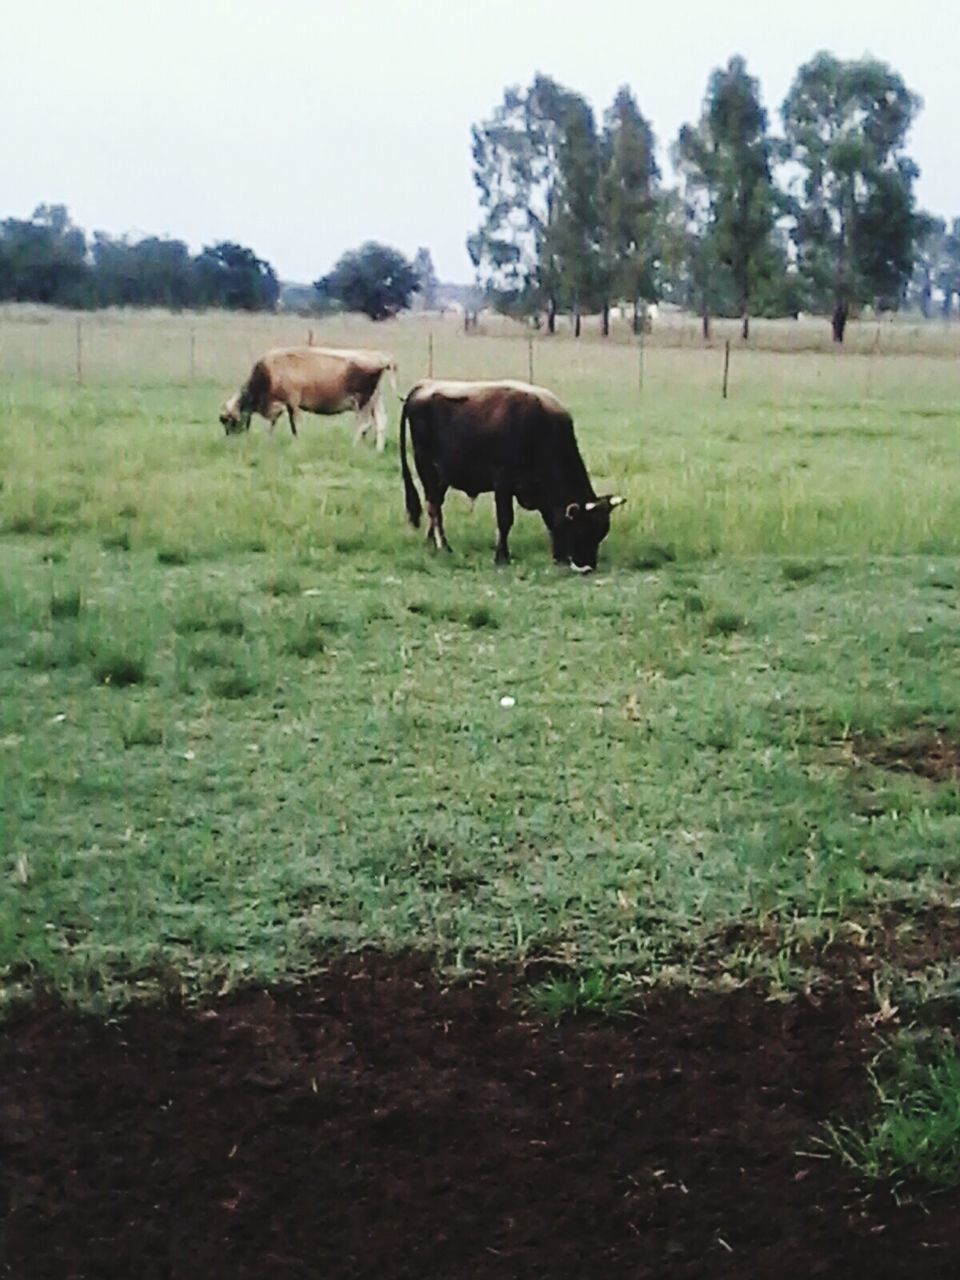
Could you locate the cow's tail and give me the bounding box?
[399,394,422,528]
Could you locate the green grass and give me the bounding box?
[2,313,960,1009]
[822,1031,960,1196]
[528,969,634,1021]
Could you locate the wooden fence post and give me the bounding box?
[722,338,731,399]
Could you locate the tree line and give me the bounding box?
[0,205,280,312]
[468,53,960,341]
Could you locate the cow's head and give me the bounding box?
[553,495,626,572]
[219,393,247,434]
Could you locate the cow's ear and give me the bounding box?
[565,502,581,521]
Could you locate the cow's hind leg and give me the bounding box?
[424,483,452,554]
[494,487,514,564]
[287,405,298,437]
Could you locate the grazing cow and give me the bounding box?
[399,378,625,571]
[219,346,398,450]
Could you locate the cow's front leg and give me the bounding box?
[373,393,387,453]
[286,405,299,437]
[494,488,514,564]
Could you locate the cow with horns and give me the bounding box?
[399,378,625,571]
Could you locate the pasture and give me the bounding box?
[3,306,960,1275]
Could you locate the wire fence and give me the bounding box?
[1,305,958,408]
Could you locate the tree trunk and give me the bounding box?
[832,299,848,343]
[632,298,641,335]
[547,296,556,335]
[741,311,749,341]
[574,305,581,339]
[601,301,610,338]
[701,295,711,342]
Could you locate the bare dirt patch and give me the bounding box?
[853,730,960,784]
[2,953,958,1280]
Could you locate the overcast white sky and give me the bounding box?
[4,0,956,283]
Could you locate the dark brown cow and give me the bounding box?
[219,346,398,450]
[399,378,624,571]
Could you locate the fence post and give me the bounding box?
[189,327,196,380]
[722,338,731,399]
[527,333,534,384]
[307,328,314,346]
[428,331,434,377]
[76,317,83,386]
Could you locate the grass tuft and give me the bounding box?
[157,547,190,566]
[121,705,163,748]
[528,970,633,1022]
[92,651,148,687]
[630,542,677,571]
[707,608,746,637]
[210,669,258,700]
[49,589,82,620]
[822,1031,960,1196]
[262,571,302,597]
[101,529,131,552]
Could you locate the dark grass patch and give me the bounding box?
[854,730,960,784]
[5,953,960,1280]
[209,669,258,700]
[707,607,746,637]
[40,548,66,565]
[682,592,705,615]
[175,604,245,638]
[156,547,190,567]
[18,633,87,672]
[783,559,830,584]
[7,512,68,537]
[121,710,163,749]
[628,542,677,572]
[407,600,500,629]
[101,529,131,552]
[284,623,327,659]
[187,637,238,670]
[92,652,148,688]
[261,572,302,597]
[49,589,81,620]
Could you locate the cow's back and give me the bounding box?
[405,379,586,503]
[260,347,390,413]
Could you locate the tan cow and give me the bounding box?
[219,346,398,450]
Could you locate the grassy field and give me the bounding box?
[2,306,960,1011]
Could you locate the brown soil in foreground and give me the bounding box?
[2,954,958,1280]
[853,730,960,784]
